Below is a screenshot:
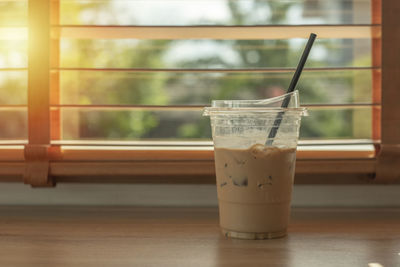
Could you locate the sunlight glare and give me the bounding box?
[0,28,27,40]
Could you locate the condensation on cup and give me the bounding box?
[203,91,307,239]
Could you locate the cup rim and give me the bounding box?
[210,91,299,108]
[203,107,307,116]
[203,90,307,116]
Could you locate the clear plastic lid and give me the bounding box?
[203,90,307,116]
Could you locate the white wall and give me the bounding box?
[0,183,399,207]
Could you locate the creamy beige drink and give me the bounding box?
[214,144,296,239]
[203,91,305,239]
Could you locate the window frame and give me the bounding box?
[1,0,398,186]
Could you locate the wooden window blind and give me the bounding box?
[0,0,399,186]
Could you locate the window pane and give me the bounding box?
[60,38,372,68]
[0,71,27,105]
[60,0,371,25]
[60,107,373,141]
[57,0,376,144]
[61,109,210,141]
[60,69,373,105]
[301,108,372,140]
[0,109,27,140]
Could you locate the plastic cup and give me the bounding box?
[203,91,307,239]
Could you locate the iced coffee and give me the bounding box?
[203,91,306,239]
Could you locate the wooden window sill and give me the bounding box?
[0,144,383,184]
[1,206,399,266]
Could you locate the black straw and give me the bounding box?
[266,33,317,145]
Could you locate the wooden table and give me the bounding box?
[1,206,399,266]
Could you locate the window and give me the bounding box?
[0,0,399,186]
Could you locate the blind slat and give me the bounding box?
[51,139,377,147]
[0,68,27,71]
[0,104,380,110]
[0,67,381,72]
[48,103,380,111]
[53,67,380,73]
[54,25,381,40]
